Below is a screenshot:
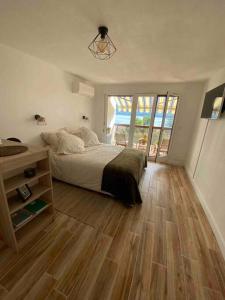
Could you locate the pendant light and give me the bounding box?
[88,26,116,60]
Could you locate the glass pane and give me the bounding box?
[149,128,160,157]
[158,129,172,157]
[132,96,154,151]
[133,127,149,152]
[107,96,133,146]
[135,96,154,126]
[154,96,166,127]
[164,96,178,128]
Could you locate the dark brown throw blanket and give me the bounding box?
[101,148,147,206]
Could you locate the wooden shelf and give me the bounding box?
[14,203,51,232]
[16,210,54,249]
[4,170,50,194]
[8,184,51,214]
[0,142,54,252]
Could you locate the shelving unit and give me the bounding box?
[14,203,51,232]
[0,141,54,252]
[5,169,50,193]
[8,184,51,214]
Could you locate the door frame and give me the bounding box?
[104,92,180,161]
[131,94,158,154]
[155,92,180,163]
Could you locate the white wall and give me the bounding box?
[0,44,94,145]
[186,67,225,257]
[94,82,205,165]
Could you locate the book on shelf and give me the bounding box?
[25,199,48,214]
[11,209,33,229]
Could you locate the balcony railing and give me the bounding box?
[107,123,170,158]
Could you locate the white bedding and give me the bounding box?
[51,143,124,192]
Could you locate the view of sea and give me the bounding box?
[115,113,173,128]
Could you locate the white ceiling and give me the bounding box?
[0,0,225,83]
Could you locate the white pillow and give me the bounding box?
[64,127,82,142]
[64,127,80,136]
[41,132,59,151]
[67,127,100,147]
[57,131,85,154]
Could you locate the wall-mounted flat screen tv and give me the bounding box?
[201,83,225,119]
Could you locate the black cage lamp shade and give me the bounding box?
[88,26,116,60]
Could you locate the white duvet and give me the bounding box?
[51,143,124,192]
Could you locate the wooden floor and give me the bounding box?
[0,163,225,299]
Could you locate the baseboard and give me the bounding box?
[168,159,185,166]
[158,158,185,166]
[185,167,225,259]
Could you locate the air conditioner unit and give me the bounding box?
[72,80,95,97]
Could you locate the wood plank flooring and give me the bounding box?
[0,163,225,299]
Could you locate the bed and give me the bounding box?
[50,143,147,206]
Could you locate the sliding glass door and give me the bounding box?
[157,95,178,158]
[149,95,167,160]
[132,95,156,151]
[105,94,179,161]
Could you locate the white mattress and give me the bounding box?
[51,144,124,192]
